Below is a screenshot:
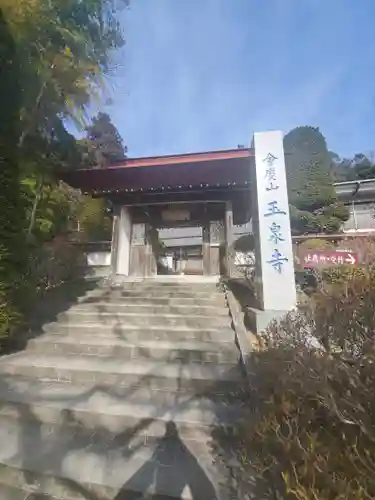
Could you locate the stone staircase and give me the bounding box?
[0,281,246,499]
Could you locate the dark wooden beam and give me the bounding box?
[105,187,247,206]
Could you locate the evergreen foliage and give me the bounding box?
[0,0,127,343]
[84,112,127,167]
[284,126,349,234]
[331,151,375,181]
[0,8,26,338]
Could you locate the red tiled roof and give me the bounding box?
[90,148,252,170]
[62,148,253,193]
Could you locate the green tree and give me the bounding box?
[348,153,375,180]
[84,111,127,167]
[21,122,82,240]
[329,151,353,181]
[0,7,26,336]
[0,0,127,340]
[3,0,127,239]
[76,197,113,241]
[284,126,349,234]
[330,152,375,182]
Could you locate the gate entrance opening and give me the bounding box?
[154,223,203,276]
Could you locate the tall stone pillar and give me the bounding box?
[116,206,132,276]
[248,130,296,332]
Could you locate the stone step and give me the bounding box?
[0,376,244,440]
[0,374,245,409]
[0,415,230,499]
[43,323,235,343]
[104,282,221,290]
[0,354,242,394]
[0,483,36,500]
[69,302,229,316]
[57,311,231,329]
[79,295,226,307]
[89,289,225,299]
[26,337,239,364]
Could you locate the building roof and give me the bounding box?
[108,148,252,168]
[62,148,253,195]
[334,178,375,202]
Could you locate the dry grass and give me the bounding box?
[234,250,375,499]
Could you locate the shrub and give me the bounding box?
[339,236,375,265]
[0,9,27,347]
[321,236,375,286]
[294,239,335,294]
[0,237,87,346]
[235,265,375,499]
[297,237,336,252]
[21,237,87,302]
[0,293,22,345]
[321,264,366,286]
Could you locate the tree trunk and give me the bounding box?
[27,175,44,241]
[18,54,56,149]
[18,81,47,149]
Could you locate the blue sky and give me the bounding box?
[86,0,375,159]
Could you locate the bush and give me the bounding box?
[21,237,87,302]
[0,236,87,347]
[235,265,375,499]
[337,236,375,265]
[321,264,366,286]
[0,293,22,344]
[297,237,336,252]
[294,239,335,294]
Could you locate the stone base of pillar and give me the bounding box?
[247,307,293,334]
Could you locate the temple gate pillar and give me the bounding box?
[248,130,297,333]
[224,201,235,277]
[209,220,224,276]
[110,206,120,275]
[202,218,211,276]
[116,206,132,276]
[130,222,148,277]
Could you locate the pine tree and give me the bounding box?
[85,112,127,167]
[284,126,349,234]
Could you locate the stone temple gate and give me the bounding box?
[63,130,297,330]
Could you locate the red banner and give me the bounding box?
[300,249,358,268]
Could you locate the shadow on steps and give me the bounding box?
[0,279,260,499]
[113,421,217,500]
[0,363,248,499]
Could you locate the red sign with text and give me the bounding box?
[301,250,358,268]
